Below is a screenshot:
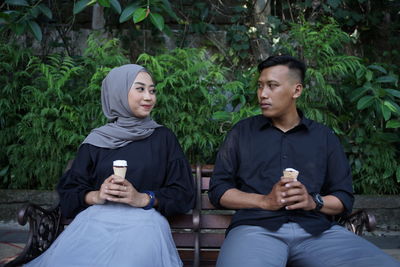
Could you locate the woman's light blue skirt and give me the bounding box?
[25,203,182,267]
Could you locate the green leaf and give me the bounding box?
[133,8,147,23]
[376,75,397,84]
[384,100,398,113]
[368,64,387,74]
[212,111,231,121]
[381,104,391,121]
[149,13,164,31]
[29,6,41,18]
[385,89,400,99]
[38,4,53,19]
[161,0,179,21]
[396,166,400,183]
[73,0,91,15]
[98,0,110,8]
[386,120,400,129]
[355,68,365,81]
[14,22,26,34]
[119,3,139,23]
[110,0,121,14]
[349,87,368,102]
[5,0,29,6]
[357,95,374,110]
[0,166,9,176]
[27,20,42,41]
[327,0,340,8]
[0,11,11,20]
[365,70,373,81]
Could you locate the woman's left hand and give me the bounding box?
[104,175,150,208]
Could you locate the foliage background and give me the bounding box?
[0,0,399,194]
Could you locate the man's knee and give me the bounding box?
[216,225,288,267]
[290,225,399,267]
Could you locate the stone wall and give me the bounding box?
[353,195,400,231]
[1,190,399,231]
[0,190,59,225]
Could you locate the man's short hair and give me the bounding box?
[257,55,306,84]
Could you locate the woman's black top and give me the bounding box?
[57,127,195,219]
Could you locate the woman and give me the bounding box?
[26,64,195,267]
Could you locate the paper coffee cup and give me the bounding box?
[113,160,127,179]
[282,168,299,180]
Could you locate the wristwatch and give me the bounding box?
[142,191,155,210]
[310,193,324,211]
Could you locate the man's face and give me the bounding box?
[257,65,301,119]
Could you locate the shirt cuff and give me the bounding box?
[329,191,354,215]
[209,183,235,209]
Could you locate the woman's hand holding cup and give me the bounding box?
[105,176,150,208]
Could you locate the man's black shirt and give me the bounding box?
[208,113,354,235]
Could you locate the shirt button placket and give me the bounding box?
[282,134,288,167]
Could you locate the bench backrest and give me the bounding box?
[197,164,232,266]
[170,164,230,267]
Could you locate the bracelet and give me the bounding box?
[142,191,155,210]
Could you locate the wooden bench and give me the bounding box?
[5,164,376,267]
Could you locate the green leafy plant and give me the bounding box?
[0,0,53,41]
[74,0,178,32]
[0,34,130,189]
[137,48,244,163]
[275,17,364,132]
[211,66,260,129]
[342,63,400,194]
[351,64,400,128]
[0,42,33,187]
[6,54,83,189]
[264,17,400,194]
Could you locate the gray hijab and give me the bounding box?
[82,64,162,149]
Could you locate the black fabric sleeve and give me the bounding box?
[322,131,354,215]
[154,131,195,216]
[208,126,240,208]
[57,144,96,219]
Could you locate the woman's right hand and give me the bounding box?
[85,176,115,205]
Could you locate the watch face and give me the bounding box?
[312,193,323,211]
[316,194,324,205]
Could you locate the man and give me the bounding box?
[208,55,399,267]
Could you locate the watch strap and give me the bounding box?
[310,193,324,211]
[143,191,155,210]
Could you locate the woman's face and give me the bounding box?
[128,71,156,118]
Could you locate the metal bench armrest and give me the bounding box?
[336,209,376,235]
[5,203,63,267]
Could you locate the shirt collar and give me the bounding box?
[258,109,311,131]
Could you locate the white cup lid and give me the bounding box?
[113,160,127,167]
[284,168,298,172]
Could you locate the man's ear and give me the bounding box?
[293,83,303,99]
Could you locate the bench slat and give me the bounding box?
[172,232,196,247]
[168,214,194,228]
[202,177,211,190]
[200,214,232,229]
[200,233,225,248]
